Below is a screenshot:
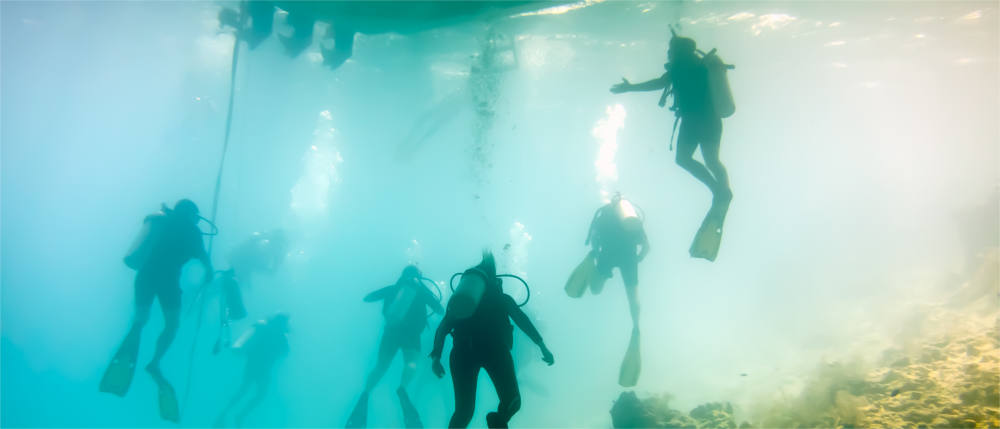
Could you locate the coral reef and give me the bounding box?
[611,250,999,429]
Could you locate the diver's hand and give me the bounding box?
[431,358,446,378]
[540,346,554,366]
[610,78,632,94]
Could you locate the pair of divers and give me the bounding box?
[611,30,736,262]
[564,31,735,389]
[100,199,215,422]
[347,253,553,429]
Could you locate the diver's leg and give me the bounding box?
[699,118,731,202]
[399,345,421,390]
[590,251,613,294]
[621,261,640,330]
[675,118,718,193]
[483,352,521,428]
[235,377,268,428]
[147,284,181,372]
[215,374,253,427]
[365,331,400,393]
[125,274,155,347]
[448,349,480,429]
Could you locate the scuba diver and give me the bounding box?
[212,230,289,352]
[566,193,648,387]
[346,265,444,429]
[585,193,649,327]
[228,230,289,286]
[214,312,290,428]
[610,31,735,261]
[430,252,554,429]
[100,199,214,422]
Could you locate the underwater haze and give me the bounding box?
[2,0,998,428]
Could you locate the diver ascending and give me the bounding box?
[610,31,735,261]
[214,312,290,428]
[567,193,649,387]
[431,252,554,429]
[100,199,214,422]
[346,266,444,429]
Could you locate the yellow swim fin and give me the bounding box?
[564,253,595,298]
[618,330,641,388]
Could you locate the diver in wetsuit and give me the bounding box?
[586,193,650,329]
[214,312,290,428]
[430,253,554,429]
[347,265,444,428]
[610,35,732,215]
[101,199,213,398]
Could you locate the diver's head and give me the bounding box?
[172,199,200,225]
[610,191,623,205]
[400,265,422,284]
[268,312,290,333]
[668,36,697,62]
[474,251,497,280]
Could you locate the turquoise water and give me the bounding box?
[1,1,997,427]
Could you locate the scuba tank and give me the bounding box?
[384,283,418,324]
[447,268,488,320]
[447,270,531,319]
[700,48,735,118]
[123,215,161,270]
[220,270,247,321]
[618,199,643,234]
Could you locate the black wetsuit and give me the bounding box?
[588,205,647,288]
[669,58,721,146]
[367,281,443,352]
[432,286,545,428]
[135,213,206,313]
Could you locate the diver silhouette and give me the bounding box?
[100,199,214,422]
[430,252,553,429]
[567,193,648,387]
[346,265,444,429]
[214,313,290,428]
[610,31,736,261]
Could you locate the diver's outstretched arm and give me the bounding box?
[610,73,669,93]
[506,297,554,365]
[363,286,394,302]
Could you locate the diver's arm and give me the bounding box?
[430,315,453,360]
[507,298,543,346]
[506,297,553,364]
[363,286,393,302]
[637,229,650,262]
[424,289,445,315]
[610,74,668,93]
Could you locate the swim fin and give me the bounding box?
[565,253,595,298]
[618,329,641,388]
[99,337,140,397]
[147,366,180,423]
[345,393,369,428]
[397,388,423,429]
[689,196,731,262]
